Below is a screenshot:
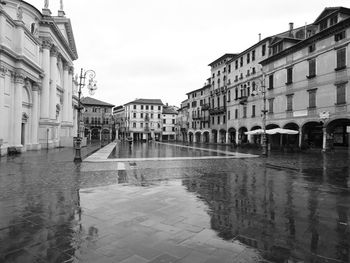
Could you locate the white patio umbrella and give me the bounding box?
[265,128,299,135]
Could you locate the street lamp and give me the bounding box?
[74,68,97,162]
[253,71,268,156]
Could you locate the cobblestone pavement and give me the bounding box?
[0,141,349,263]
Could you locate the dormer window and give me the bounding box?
[330,15,338,26]
[320,20,327,31]
[308,43,316,53]
[335,31,346,42]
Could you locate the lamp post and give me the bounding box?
[255,71,268,156]
[260,74,268,156]
[74,68,97,162]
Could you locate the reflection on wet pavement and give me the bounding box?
[0,142,349,262]
[108,141,228,159]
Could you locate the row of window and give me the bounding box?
[130,122,160,129]
[132,105,162,110]
[268,47,346,89]
[163,119,176,124]
[90,107,110,113]
[84,117,110,125]
[132,113,161,119]
[231,83,346,119]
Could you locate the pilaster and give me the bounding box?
[49,46,58,120]
[62,64,69,123]
[31,83,41,150]
[13,72,25,150]
[0,66,7,155]
[40,39,52,120]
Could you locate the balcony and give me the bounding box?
[192,116,201,120]
[209,106,226,115]
[238,95,248,105]
[201,103,210,110]
[200,117,209,122]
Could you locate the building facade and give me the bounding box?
[81,97,114,142]
[180,6,350,151]
[176,100,190,142]
[113,105,125,140]
[162,105,178,141]
[260,7,350,150]
[0,0,79,155]
[186,81,211,143]
[124,99,163,141]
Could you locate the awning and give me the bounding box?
[245,128,299,135]
[266,128,299,135]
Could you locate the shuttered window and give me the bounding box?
[309,59,316,77]
[336,48,346,69]
[336,83,346,105]
[308,89,316,108]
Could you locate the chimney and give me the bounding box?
[289,22,294,37]
[258,33,261,41]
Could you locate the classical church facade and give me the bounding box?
[0,0,79,156]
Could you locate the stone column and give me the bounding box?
[235,130,239,145]
[322,127,327,152]
[40,40,51,119]
[225,132,229,144]
[49,47,58,120]
[68,66,74,124]
[31,83,40,149]
[0,67,6,146]
[62,64,69,122]
[298,127,303,149]
[13,72,24,149]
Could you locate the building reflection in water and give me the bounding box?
[182,158,350,262]
[0,162,100,262]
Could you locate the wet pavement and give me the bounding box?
[0,141,349,263]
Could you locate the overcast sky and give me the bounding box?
[30,0,350,107]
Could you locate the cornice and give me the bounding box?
[39,18,78,61]
[0,44,43,76]
[260,17,350,66]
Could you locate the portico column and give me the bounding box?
[49,47,58,120]
[40,40,51,119]
[13,73,24,148]
[62,64,69,122]
[235,130,239,145]
[68,66,74,124]
[225,132,229,144]
[31,83,40,149]
[0,67,6,146]
[322,127,327,152]
[217,132,220,143]
[298,127,303,149]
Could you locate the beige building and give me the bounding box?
[113,105,126,140]
[186,81,211,143]
[181,6,350,151]
[81,97,114,141]
[208,54,236,143]
[124,99,163,141]
[161,105,178,141]
[176,100,190,142]
[259,7,350,150]
[0,0,79,155]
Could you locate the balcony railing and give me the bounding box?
[209,106,226,115]
[201,103,210,110]
[238,95,248,105]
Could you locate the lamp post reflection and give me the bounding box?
[74,68,97,162]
